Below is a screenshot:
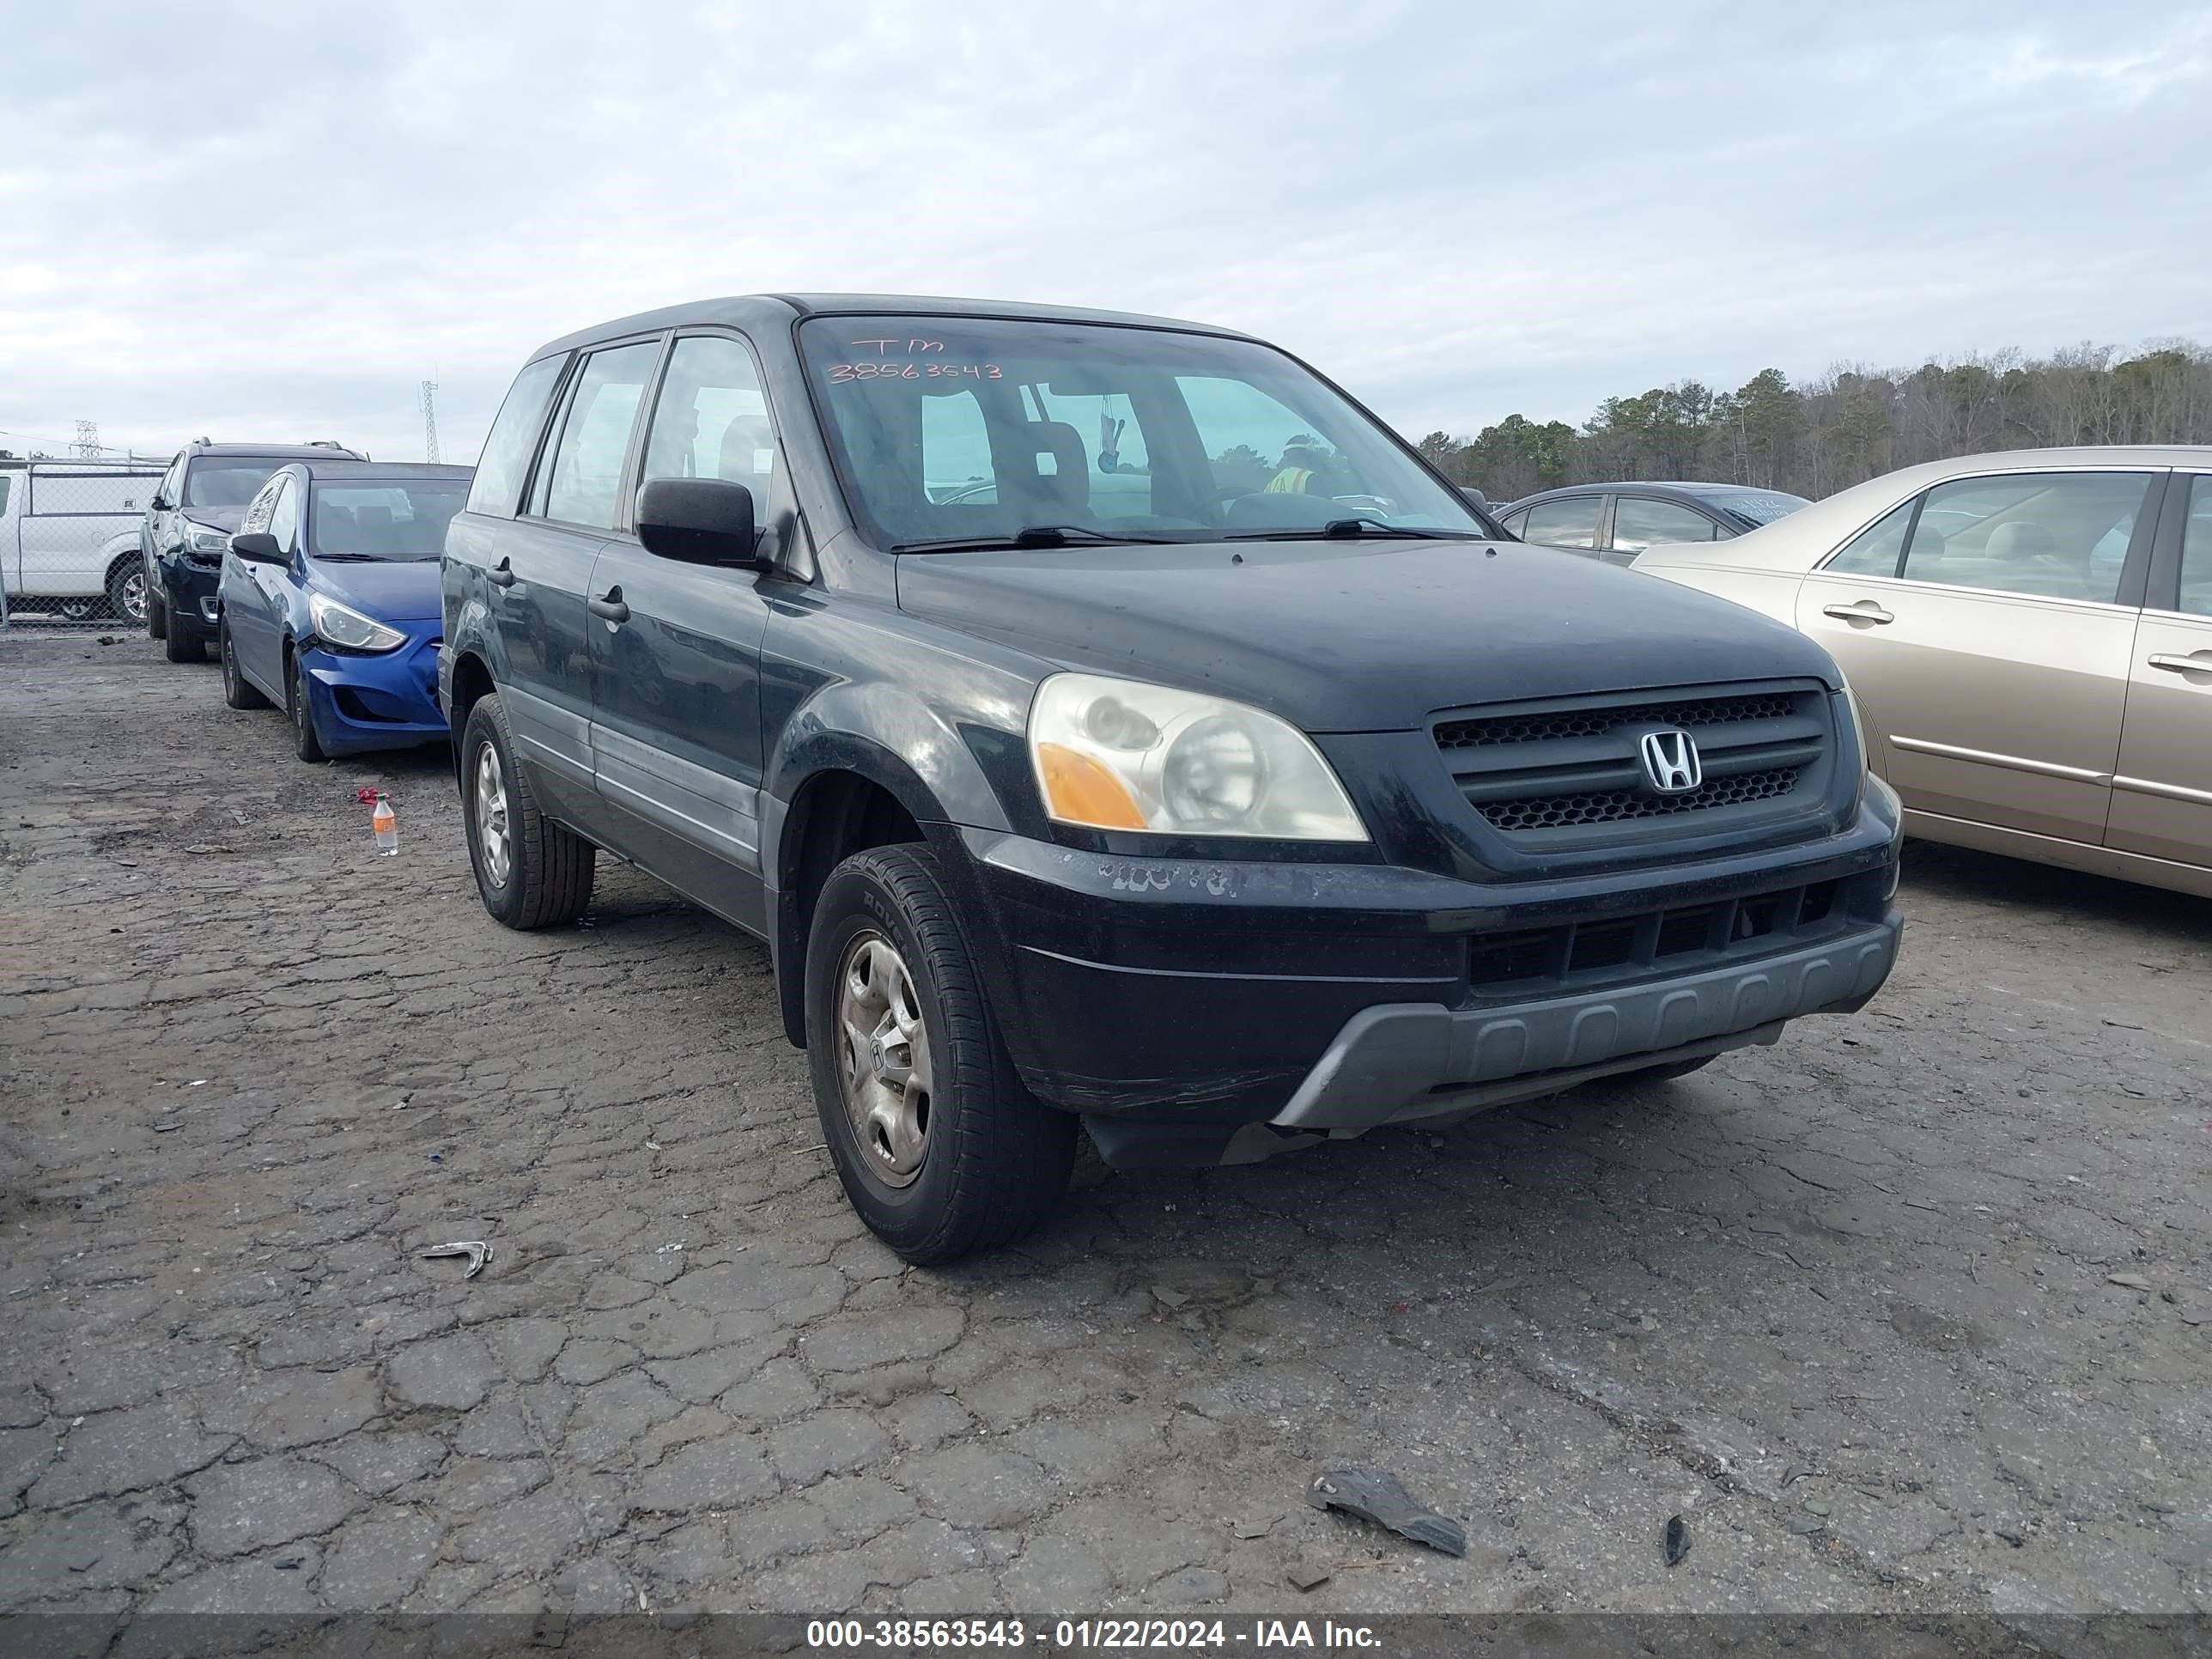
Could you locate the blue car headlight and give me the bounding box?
[309,592,406,654]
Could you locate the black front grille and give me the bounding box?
[1467,877,1848,996]
[1480,765,1802,833]
[1437,690,1799,751]
[1435,681,1833,846]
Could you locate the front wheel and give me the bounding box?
[220,619,269,710]
[147,586,167,640]
[287,655,326,761]
[163,610,204,663]
[805,845,1076,1265]
[460,693,595,929]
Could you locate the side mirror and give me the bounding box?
[150,494,171,512]
[637,477,767,569]
[229,532,287,565]
[1458,486,1488,507]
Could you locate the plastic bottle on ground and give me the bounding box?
[372,793,398,856]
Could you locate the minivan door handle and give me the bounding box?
[486,557,516,589]
[1822,600,1894,625]
[588,587,629,624]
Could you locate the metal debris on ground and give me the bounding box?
[1305,1468,1467,1557]
[1665,1513,1692,1566]
[417,1240,494,1279]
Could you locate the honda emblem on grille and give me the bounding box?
[1638,728,1703,794]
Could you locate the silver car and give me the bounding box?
[1631,447,2212,899]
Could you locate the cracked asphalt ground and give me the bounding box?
[1,631,2208,1623]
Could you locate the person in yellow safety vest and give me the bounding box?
[1266,434,1328,494]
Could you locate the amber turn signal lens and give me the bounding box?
[1036,741,1147,830]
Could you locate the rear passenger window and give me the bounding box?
[468,356,565,519]
[2179,477,2212,618]
[539,342,661,530]
[1612,496,1719,553]
[1899,471,2150,604]
[1520,497,1601,549]
[1825,499,1914,576]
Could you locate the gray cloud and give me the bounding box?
[3,0,2208,465]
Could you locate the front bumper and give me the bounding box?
[956,789,1903,1166]
[155,556,222,635]
[299,631,446,756]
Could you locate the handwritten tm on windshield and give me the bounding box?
[825,337,1003,384]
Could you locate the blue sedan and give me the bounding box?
[217,461,473,760]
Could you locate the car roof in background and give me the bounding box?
[529,292,1250,362]
[293,461,473,483]
[187,442,365,461]
[1504,481,1772,513]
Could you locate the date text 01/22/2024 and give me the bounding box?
[804,1619,1384,1650]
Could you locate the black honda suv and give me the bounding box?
[144,439,363,661]
[443,295,1903,1263]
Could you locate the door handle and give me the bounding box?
[1822,601,1893,625]
[486,557,516,589]
[588,587,629,624]
[2147,653,2212,675]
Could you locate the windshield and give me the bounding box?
[1705,489,1808,527]
[185,461,283,509]
[799,315,1486,549]
[309,481,469,562]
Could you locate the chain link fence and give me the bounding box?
[1,465,162,629]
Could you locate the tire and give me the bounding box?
[220,619,269,710]
[163,611,204,663]
[287,654,326,762]
[107,557,148,627]
[805,844,1077,1265]
[460,692,595,929]
[148,587,167,640]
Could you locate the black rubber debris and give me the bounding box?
[1665,1513,1692,1566]
[1305,1468,1467,1557]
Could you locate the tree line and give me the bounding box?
[1413,340,2212,505]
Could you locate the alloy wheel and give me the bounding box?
[474,742,512,888]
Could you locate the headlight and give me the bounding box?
[308,592,406,653]
[1028,672,1368,842]
[185,522,233,554]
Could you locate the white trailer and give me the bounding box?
[0,462,165,623]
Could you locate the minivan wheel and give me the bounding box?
[805,845,1076,1264]
[460,692,595,929]
[108,558,148,625]
[220,620,269,710]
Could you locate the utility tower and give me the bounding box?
[73,421,100,460]
[419,380,441,465]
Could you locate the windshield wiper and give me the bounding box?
[1224,517,1459,542]
[309,552,385,562]
[890,525,1184,552]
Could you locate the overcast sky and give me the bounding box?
[4,1,2209,467]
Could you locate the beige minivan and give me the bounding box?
[1631,447,2212,899]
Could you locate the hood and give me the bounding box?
[896,538,1839,732]
[307,558,442,623]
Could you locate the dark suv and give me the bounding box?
[144,440,364,660]
[443,295,1903,1263]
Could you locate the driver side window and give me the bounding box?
[268,478,300,553]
